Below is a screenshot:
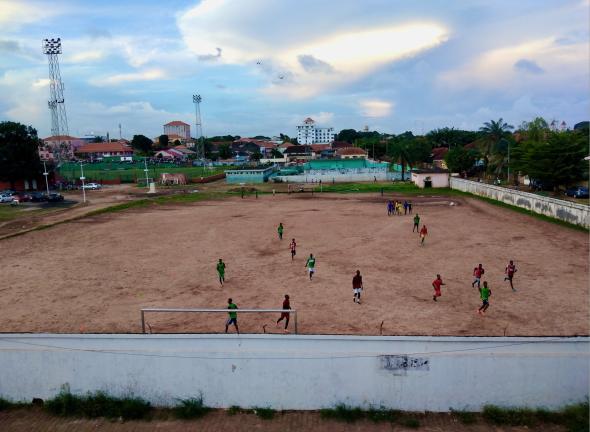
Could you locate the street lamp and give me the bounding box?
[79,161,86,203]
[144,157,150,189]
[42,160,50,195]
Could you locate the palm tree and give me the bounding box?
[479,118,514,175]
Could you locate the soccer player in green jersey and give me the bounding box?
[225,298,239,334]
[277,223,284,240]
[305,253,316,280]
[216,258,226,285]
[478,281,491,315]
[413,214,420,232]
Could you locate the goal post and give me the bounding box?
[140,308,298,334]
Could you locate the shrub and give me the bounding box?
[402,417,420,428]
[227,405,241,416]
[482,405,536,426]
[320,404,364,423]
[253,407,275,420]
[174,397,210,419]
[562,402,589,432]
[365,406,400,423]
[451,410,477,425]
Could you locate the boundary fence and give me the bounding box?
[450,177,590,228]
[140,308,298,334]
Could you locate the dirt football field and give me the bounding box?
[0,193,588,336]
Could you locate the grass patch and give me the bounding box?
[312,181,420,194]
[482,405,540,426]
[451,410,477,424]
[58,164,230,182]
[482,403,589,431]
[320,404,365,423]
[253,407,276,420]
[45,390,151,420]
[174,396,210,419]
[561,402,589,432]
[0,397,29,411]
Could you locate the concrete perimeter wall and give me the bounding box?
[450,177,590,228]
[274,171,409,183]
[0,334,588,411]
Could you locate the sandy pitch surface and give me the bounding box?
[0,193,587,336]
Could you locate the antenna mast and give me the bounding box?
[43,37,70,162]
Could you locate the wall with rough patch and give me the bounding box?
[450,177,590,228]
[0,334,587,411]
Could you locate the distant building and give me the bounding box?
[411,168,449,188]
[41,135,85,160]
[164,121,191,140]
[296,117,335,145]
[76,141,134,160]
[336,147,367,159]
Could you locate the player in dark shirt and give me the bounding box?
[276,294,291,332]
[352,270,363,304]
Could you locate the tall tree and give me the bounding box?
[479,118,514,174]
[387,132,432,180]
[336,129,358,143]
[426,127,479,148]
[92,136,104,143]
[444,147,480,173]
[0,121,42,189]
[130,134,153,155]
[512,130,587,191]
[218,144,233,159]
[158,134,169,149]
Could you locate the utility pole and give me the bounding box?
[80,161,86,203]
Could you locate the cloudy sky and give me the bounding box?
[0,0,588,139]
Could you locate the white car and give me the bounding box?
[0,194,14,203]
[82,183,102,190]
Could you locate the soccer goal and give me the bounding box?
[140,308,298,334]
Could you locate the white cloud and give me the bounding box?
[439,37,589,92]
[90,69,166,86]
[359,100,393,117]
[32,78,50,88]
[177,1,449,98]
[0,0,64,30]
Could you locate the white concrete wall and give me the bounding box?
[450,177,590,228]
[0,334,587,411]
[412,173,449,188]
[275,172,409,183]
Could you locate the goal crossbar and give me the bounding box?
[140,308,298,334]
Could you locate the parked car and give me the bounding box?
[565,186,589,199]
[0,193,14,203]
[13,192,32,202]
[529,179,554,191]
[82,183,102,190]
[30,191,48,202]
[47,192,64,202]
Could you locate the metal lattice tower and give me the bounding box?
[192,94,203,159]
[43,37,70,161]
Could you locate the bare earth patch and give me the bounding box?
[0,193,587,336]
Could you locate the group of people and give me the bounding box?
[432,261,518,315]
[387,199,413,216]
[222,201,521,335]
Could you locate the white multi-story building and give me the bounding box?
[296,117,335,145]
[164,121,191,140]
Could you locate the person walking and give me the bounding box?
[225,298,239,334]
[472,264,485,288]
[305,253,316,280]
[387,200,394,216]
[413,214,420,232]
[216,258,226,285]
[504,260,518,291]
[420,224,428,245]
[276,294,291,332]
[408,200,413,214]
[290,238,297,261]
[478,281,491,315]
[432,274,445,301]
[352,270,363,304]
[277,223,284,240]
[403,200,409,215]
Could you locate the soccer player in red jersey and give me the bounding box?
[290,238,297,261]
[504,260,518,291]
[420,225,428,245]
[276,294,291,332]
[352,270,363,304]
[472,263,485,288]
[432,274,445,301]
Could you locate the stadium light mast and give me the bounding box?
[42,37,70,163]
[192,94,203,159]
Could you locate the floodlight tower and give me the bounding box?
[192,94,203,159]
[43,37,70,162]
